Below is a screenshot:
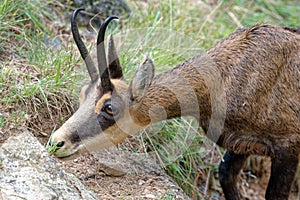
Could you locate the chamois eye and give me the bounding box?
[101,101,120,118]
[104,104,114,116]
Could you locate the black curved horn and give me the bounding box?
[71,8,98,82]
[97,15,119,92]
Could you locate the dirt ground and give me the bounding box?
[56,146,189,199]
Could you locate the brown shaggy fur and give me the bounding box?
[129,24,300,200]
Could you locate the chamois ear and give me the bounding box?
[129,56,155,102]
[107,34,123,79]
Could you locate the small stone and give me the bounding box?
[139,180,145,185]
[145,194,156,199]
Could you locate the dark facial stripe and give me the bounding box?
[69,130,81,144]
[96,94,124,134]
[97,114,116,132]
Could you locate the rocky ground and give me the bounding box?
[0,130,189,199]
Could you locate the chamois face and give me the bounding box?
[49,57,155,159]
[47,8,155,159]
[50,79,130,159]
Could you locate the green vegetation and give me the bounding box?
[46,136,60,155]
[1,0,299,199]
[46,130,64,155]
[0,0,77,134]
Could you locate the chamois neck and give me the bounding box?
[130,56,214,127]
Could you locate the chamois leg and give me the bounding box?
[265,151,299,200]
[219,151,248,200]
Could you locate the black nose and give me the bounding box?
[56,141,65,148]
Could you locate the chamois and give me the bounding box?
[48,8,300,200]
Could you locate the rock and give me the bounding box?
[93,146,165,175]
[91,146,191,199]
[145,193,156,199]
[72,0,131,29]
[0,131,97,200]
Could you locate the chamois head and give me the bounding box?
[48,8,155,159]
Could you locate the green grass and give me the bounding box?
[45,130,65,155]
[0,115,5,128]
[1,0,299,199]
[0,0,78,133]
[0,0,51,55]
[46,137,60,156]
